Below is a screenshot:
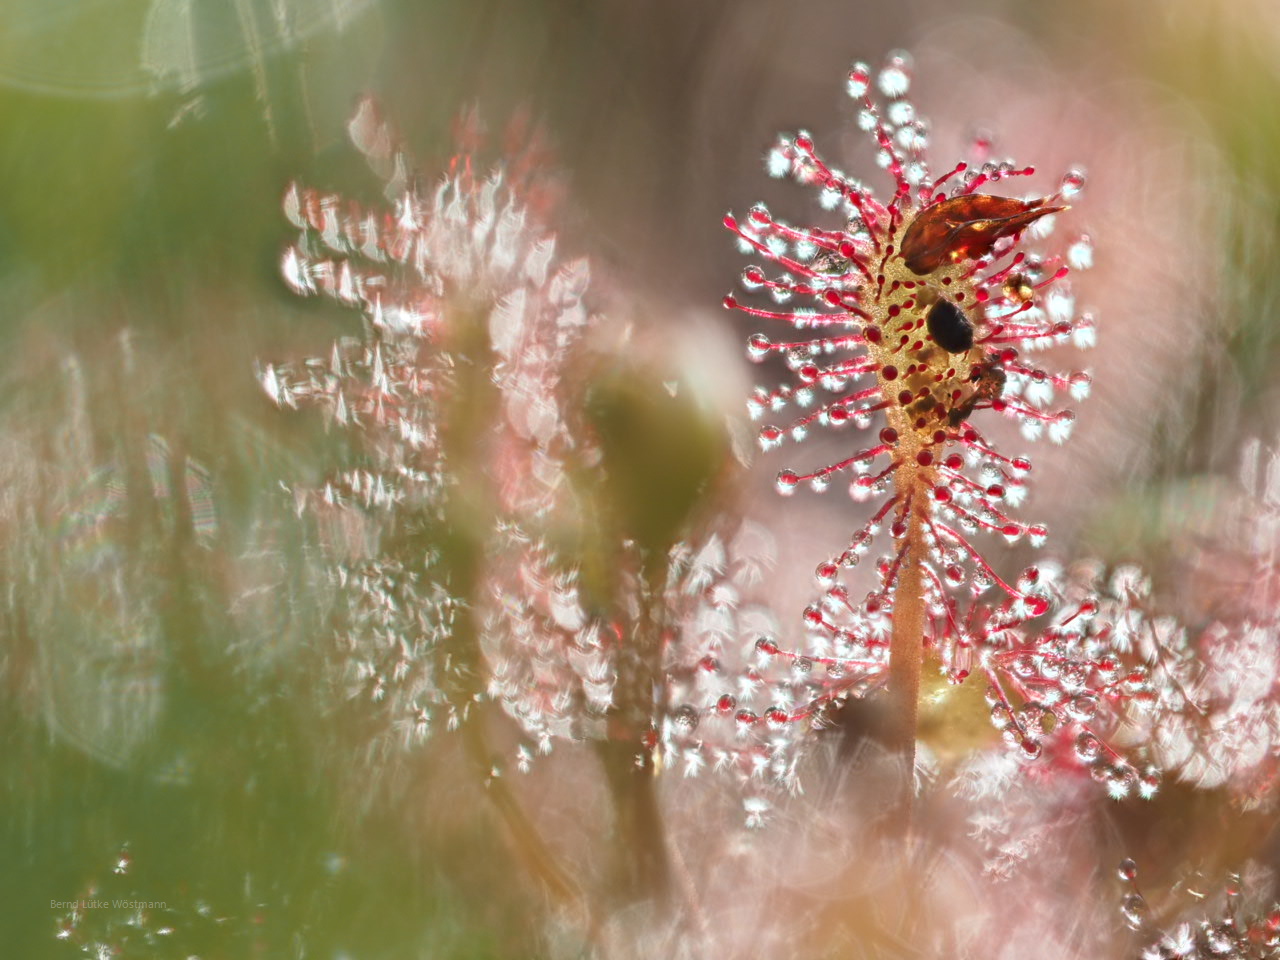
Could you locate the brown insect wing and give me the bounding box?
[899,194,1064,275]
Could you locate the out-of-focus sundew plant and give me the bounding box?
[4,2,1280,958]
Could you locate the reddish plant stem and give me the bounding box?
[886,485,928,818]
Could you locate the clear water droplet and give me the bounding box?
[1121,892,1147,930]
[1075,732,1101,762]
[1067,236,1093,270]
[673,704,700,732]
[1069,371,1092,400]
[1203,923,1235,954]
[766,145,792,179]
[887,100,915,126]
[847,63,871,99]
[1061,169,1087,199]
[1067,693,1098,721]
[877,52,912,97]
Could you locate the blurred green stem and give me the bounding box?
[594,561,671,906]
[438,314,595,930]
[459,709,587,914]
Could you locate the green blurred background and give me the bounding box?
[1,0,1278,956]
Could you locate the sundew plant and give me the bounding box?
[718,54,1170,794]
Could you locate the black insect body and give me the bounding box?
[925,297,974,353]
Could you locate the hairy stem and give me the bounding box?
[886,498,927,815]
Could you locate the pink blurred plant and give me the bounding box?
[941,438,1280,810]
[263,99,611,768]
[261,97,820,919]
[1119,859,1280,959]
[1131,438,1280,802]
[260,101,638,910]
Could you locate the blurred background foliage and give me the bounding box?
[1,0,1279,956]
